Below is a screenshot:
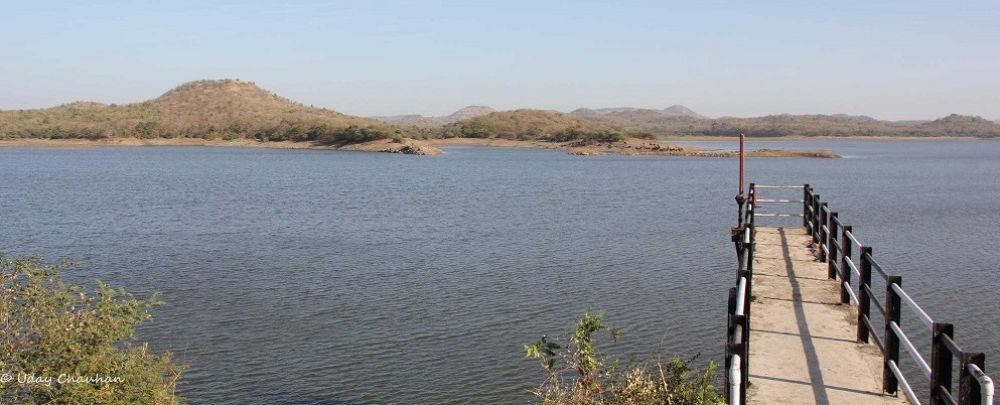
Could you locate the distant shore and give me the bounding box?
[0,137,842,158]
[657,135,986,141]
[0,137,444,155]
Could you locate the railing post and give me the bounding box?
[959,352,986,405]
[827,212,838,279]
[818,202,828,261]
[802,184,810,227]
[930,322,955,405]
[840,225,853,303]
[811,195,820,245]
[884,275,902,395]
[857,247,873,343]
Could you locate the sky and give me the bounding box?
[1,1,998,120]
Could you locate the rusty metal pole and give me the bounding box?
[736,132,746,223]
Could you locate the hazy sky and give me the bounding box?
[1,1,998,120]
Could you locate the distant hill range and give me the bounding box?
[571,104,707,119]
[567,106,999,138]
[2,80,998,141]
[373,106,496,126]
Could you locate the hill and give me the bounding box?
[374,105,495,127]
[440,109,631,142]
[915,114,1000,137]
[570,110,1000,138]
[571,104,706,120]
[663,104,705,118]
[0,79,397,144]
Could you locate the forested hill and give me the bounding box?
[569,108,1000,138]
[438,109,632,142]
[0,79,399,144]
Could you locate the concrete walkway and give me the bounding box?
[747,227,907,405]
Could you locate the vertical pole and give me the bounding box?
[930,323,954,405]
[735,133,746,226]
[858,247,873,343]
[738,133,745,195]
[840,225,853,303]
[884,276,902,395]
[959,352,986,405]
[827,212,838,279]
[818,203,828,261]
[802,184,810,227]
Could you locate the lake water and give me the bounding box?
[1,139,997,404]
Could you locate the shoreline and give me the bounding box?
[0,137,841,158]
[657,135,987,141]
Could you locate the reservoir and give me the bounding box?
[1,139,996,404]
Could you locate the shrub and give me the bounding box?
[0,256,184,404]
[458,117,497,138]
[525,312,723,405]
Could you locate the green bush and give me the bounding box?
[312,125,395,145]
[1,256,184,404]
[525,312,723,405]
[549,128,627,143]
[458,117,497,138]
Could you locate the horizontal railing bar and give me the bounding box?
[888,360,922,405]
[830,237,840,252]
[753,213,804,217]
[821,244,829,256]
[843,281,859,305]
[735,277,748,316]
[941,334,962,358]
[863,284,886,316]
[864,252,889,279]
[728,354,742,405]
[890,284,934,330]
[890,321,932,380]
[755,198,804,203]
[845,230,861,249]
[831,260,841,276]
[862,315,885,353]
[936,386,958,405]
[821,224,829,234]
[844,256,860,278]
[754,184,805,189]
[832,215,843,227]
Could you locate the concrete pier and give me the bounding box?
[747,226,908,405]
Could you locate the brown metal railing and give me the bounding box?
[724,184,755,405]
[802,185,994,405]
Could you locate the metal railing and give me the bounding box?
[725,185,755,405]
[802,184,994,405]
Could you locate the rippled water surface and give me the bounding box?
[1,140,997,404]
